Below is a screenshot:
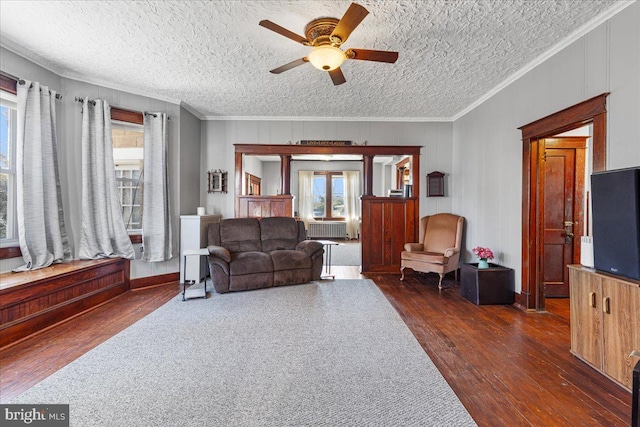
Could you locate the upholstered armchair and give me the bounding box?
[400,213,465,289]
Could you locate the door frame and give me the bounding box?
[518,93,608,311]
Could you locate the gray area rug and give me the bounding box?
[11,280,476,427]
[326,242,361,266]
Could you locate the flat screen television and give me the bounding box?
[591,167,640,280]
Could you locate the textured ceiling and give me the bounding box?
[0,0,623,119]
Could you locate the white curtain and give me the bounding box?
[78,99,135,260]
[343,171,361,239]
[14,80,71,270]
[142,112,172,262]
[298,171,315,228]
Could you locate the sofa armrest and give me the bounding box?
[207,245,231,263]
[404,243,424,252]
[296,240,323,257]
[444,247,460,258]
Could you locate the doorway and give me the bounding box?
[234,144,422,273]
[519,93,608,311]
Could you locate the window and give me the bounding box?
[112,121,143,234]
[313,172,344,219]
[0,92,17,244]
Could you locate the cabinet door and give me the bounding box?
[602,278,640,389]
[361,196,416,273]
[569,268,602,368]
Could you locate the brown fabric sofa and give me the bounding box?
[207,217,324,293]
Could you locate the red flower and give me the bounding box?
[472,246,494,260]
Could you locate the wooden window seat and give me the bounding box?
[0,258,130,348]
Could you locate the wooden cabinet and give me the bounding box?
[361,196,417,273]
[238,195,293,218]
[570,267,602,369]
[569,265,640,391]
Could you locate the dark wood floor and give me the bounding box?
[0,270,632,426]
[373,271,632,427]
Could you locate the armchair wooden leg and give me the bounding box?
[438,274,444,289]
[400,266,405,281]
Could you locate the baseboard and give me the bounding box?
[130,272,179,290]
[513,292,533,312]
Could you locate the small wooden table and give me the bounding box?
[460,263,515,305]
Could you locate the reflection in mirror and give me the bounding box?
[244,155,279,195]
[241,153,412,200]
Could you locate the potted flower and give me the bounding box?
[472,246,494,269]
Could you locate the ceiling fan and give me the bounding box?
[259,2,399,86]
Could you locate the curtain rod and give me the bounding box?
[74,96,170,119]
[0,70,63,99]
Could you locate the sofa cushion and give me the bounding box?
[270,250,312,271]
[219,218,262,253]
[229,251,273,275]
[230,272,273,291]
[260,217,300,252]
[401,250,447,265]
[423,215,458,253]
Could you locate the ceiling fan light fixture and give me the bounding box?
[308,45,346,71]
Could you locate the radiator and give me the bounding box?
[308,222,347,239]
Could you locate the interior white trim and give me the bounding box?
[179,102,205,120]
[203,115,453,122]
[0,44,184,107]
[451,0,635,121]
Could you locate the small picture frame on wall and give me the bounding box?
[207,169,228,193]
[427,171,445,197]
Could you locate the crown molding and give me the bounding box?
[203,115,453,122]
[179,102,205,120]
[451,0,636,121]
[1,43,183,107]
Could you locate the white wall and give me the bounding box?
[201,120,454,219]
[180,105,202,216]
[0,47,201,278]
[243,155,263,195]
[452,2,640,292]
[261,160,281,195]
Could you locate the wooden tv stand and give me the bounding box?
[568,265,640,391]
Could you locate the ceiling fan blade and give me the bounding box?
[329,68,346,86]
[330,3,369,44]
[259,20,310,45]
[346,49,399,63]
[269,58,309,74]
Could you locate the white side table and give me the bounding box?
[181,248,209,301]
[315,240,340,280]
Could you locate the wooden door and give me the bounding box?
[569,268,602,369]
[540,138,586,297]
